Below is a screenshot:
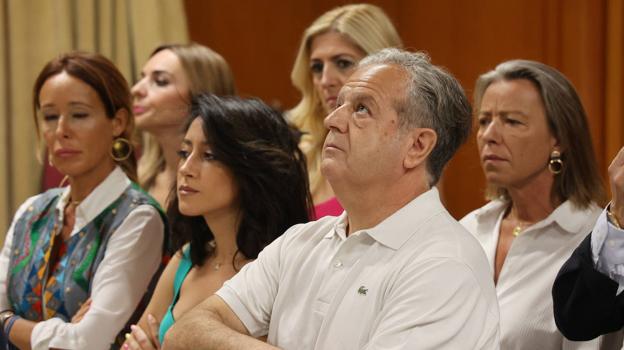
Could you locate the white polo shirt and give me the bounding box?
[217,187,500,350]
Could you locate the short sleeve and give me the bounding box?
[215,231,290,337]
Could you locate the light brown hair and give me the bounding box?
[474,59,606,208]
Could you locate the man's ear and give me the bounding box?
[403,128,437,170]
[111,108,129,138]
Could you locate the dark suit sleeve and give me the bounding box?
[552,233,624,340]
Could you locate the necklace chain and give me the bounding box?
[511,219,532,237]
[508,208,532,237]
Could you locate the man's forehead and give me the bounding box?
[340,63,407,98]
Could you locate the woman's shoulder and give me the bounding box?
[12,188,65,220]
[112,183,167,225]
[123,183,163,209]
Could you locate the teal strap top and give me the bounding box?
[159,246,193,343]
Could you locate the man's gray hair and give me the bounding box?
[359,48,472,185]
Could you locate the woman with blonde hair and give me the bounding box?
[289,3,402,218]
[132,43,236,208]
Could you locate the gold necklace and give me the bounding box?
[507,207,531,237]
[511,219,533,237]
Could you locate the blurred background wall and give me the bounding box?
[183,0,624,218]
[0,0,187,233]
[1,0,622,234]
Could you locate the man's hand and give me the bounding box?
[161,295,279,350]
[609,147,624,224]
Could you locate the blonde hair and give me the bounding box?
[138,43,236,189]
[288,4,402,195]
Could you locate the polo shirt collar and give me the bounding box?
[326,187,445,250]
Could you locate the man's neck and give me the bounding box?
[339,176,430,235]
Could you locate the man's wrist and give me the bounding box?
[608,203,622,229]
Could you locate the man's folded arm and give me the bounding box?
[161,294,279,350]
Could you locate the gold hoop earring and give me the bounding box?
[548,150,563,174]
[111,137,133,161]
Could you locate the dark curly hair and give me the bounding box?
[168,94,313,267]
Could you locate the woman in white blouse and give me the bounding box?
[0,52,166,349]
[460,60,616,349]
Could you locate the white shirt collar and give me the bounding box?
[56,167,131,235]
[326,187,445,250]
[473,198,594,234]
[549,200,595,233]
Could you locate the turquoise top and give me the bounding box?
[159,246,193,343]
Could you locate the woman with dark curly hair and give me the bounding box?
[123,94,313,350]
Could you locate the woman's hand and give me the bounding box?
[71,298,92,323]
[123,314,161,350]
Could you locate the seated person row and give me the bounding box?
[0,52,167,349]
[0,53,313,350]
[6,22,616,350]
[123,94,312,349]
[162,48,501,350]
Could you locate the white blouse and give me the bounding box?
[461,199,605,350]
[0,167,164,349]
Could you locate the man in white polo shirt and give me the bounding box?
[162,48,500,350]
